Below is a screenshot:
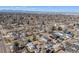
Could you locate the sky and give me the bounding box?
[0,6,79,12]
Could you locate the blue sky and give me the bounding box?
[0,6,79,12]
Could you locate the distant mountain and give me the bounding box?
[0,9,79,15]
[0,9,47,13]
[0,9,29,12]
[0,9,54,14]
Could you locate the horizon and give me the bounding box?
[0,6,79,12]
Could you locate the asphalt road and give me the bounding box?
[0,39,7,53]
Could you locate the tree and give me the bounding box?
[58,27,62,31]
[52,26,56,31]
[13,42,19,52]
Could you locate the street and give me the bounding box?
[0,39,7,53]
